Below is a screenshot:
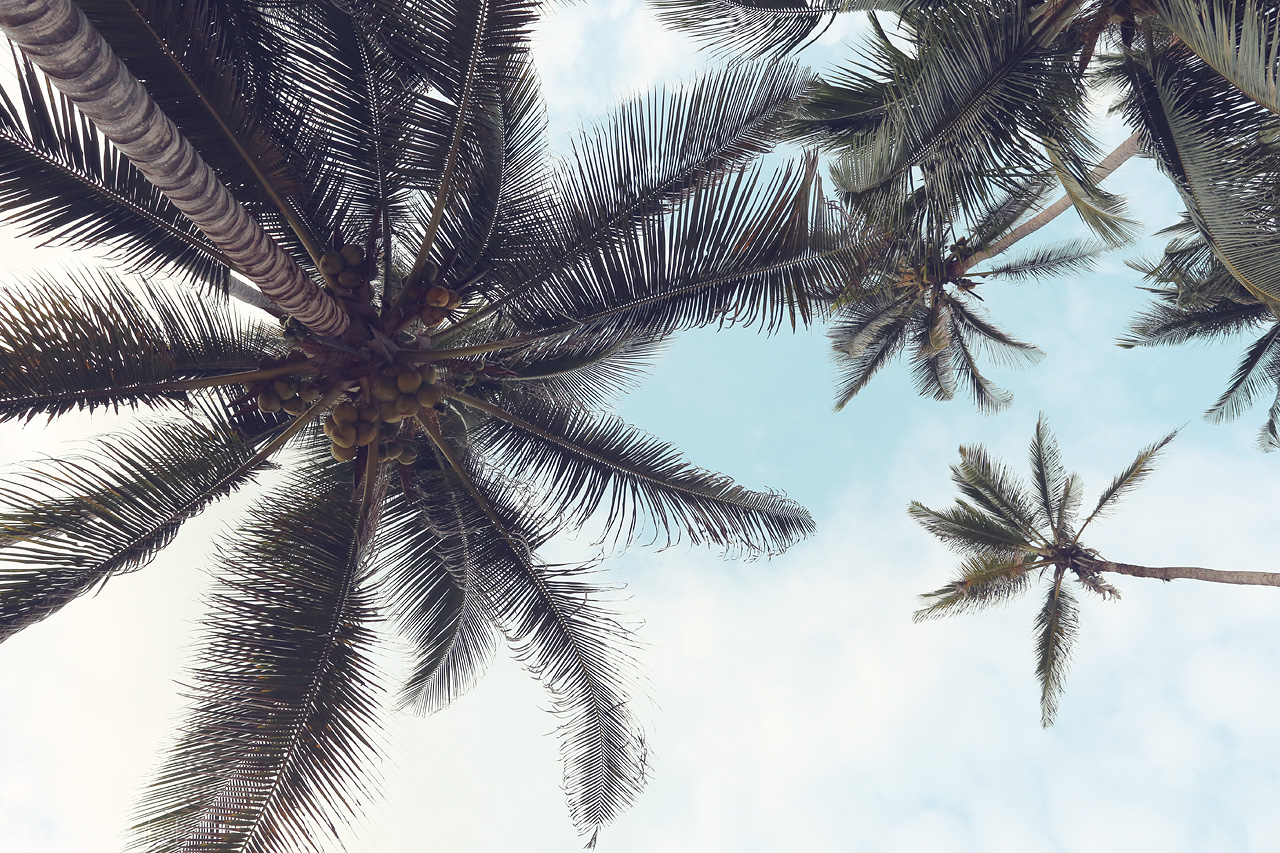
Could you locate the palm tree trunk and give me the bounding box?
[0,0,348,337]
[961,132,1142,272]
[1099,560,1280,588]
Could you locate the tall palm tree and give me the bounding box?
[0,1,854,847]
[911,415,1280,726]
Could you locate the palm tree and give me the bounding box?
[0,1,852,847]
[1121,221,1280,449]
[911,415,1280,726]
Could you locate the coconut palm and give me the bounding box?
[0,0,851,847]
[911,415,1280,726]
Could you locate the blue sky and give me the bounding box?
[2,3,1279,851]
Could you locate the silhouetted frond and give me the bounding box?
[913,552,1034,622]
[1035,575,1077,727]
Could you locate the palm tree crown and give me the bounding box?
[0,0,852,847]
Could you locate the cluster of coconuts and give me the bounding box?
[405,275,463,329]
[320,244,374,303]
[320,364,444,462]
[256,375,322,417]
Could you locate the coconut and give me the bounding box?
[444,290,462,311]
[319,251,345,275]
[273,377,299,399]
[425,285,451,307]
[331,442,358,462]
[416,384,442,407]
[383,441,404,461]
[354,423,379,446]
[355,281,375,303]
[372,378,400,402]
[355,401,379,423]
[333,424,358,448]
[420,306,447,327]
[380,400,404,423]
[322,415,337,438]
[333,401,358,425]
[396,393,421,417]
[420,365,441,384]
[337,268,363,289]
[397,369,423,393]
[257,390,283,413]
[297,383,320,402]
[281,396,308,416]
[341,245,365,267]
[398,446,418,466]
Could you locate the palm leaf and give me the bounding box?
[1204,324,1280,423]
[1077,429,1177,536]
[1152,0,1280,114]
[952,443,1045,543]
[423,438,647,843]
[650,0,912,59]
[1043,140,1140,246]
[464,391,815,557]
[1034,573,1078,727]
[0,55,230,283]
[829,288,915,409]
[0,271,279,423]
[377,480,499,714]
[0,412,267,644]
[907,498,1035,557]
[132,462,383,853]
[913,552,1035,622]
[975,238,1109,282]
[1027,414,1068,537]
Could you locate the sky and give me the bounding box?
[2,3,1280,852]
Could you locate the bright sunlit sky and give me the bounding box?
[2,3,1280,852]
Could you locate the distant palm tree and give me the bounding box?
[1121,222,1280,449]
[911,416,1280,726]
[0,0,848,848]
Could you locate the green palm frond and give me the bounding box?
[481,62,816,333]
[946,297,1045,368]
[1113,42,1280,304]
[1044,139,1140,246]
[1034,573,1077,727]
[907,499,1035,557]
[650,0,912,59]
[0,272,278,423]
[502,336,668,409]
[432,445,647,843]
[0,412,268,644]
[132,463,383,853]
[952,443,1044,543]
[464,392,814,556]
[1077,429,1177,536]
[1028,414,1069,537]
[378,483,499,714]
[912,552,1035,622]
[1204,325,1280,424]
[0,56,230,283]
[1258,392,1280,450]
[1152,0,1280,114]
[796,0,1098,219]
[975,238,1109,282]
[829,289,914,409]
[1118,284,1271,347]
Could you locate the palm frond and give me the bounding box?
[1027,413,1068,537]
[912,552,1034,622]
[1034,573,1078,727]
[482,61,815,332]
[428,444,647,841]
[1044,139,1140,246]
[1114,42,1280,304]
[828,286,915,400]
[0,55,230,283]
[796,0,1099,219]
[465,392,815,557]
[947,296,1045,367]
[132,462,383,853]
[1257,390,1280,450]
[0,413,267,645]
[1204,324,1280,423]
[650,0,912,59]
[945,311,1015,413]
[502,336,667,409]
[377,482,499,714]
[0,271,278,423]
[952,443,1045,543]
[1152,0,1280,114]
[1077,429,1177,536]
[1118,285,1272,347]
[907,498,1035,557]
[975,238,1109,282]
